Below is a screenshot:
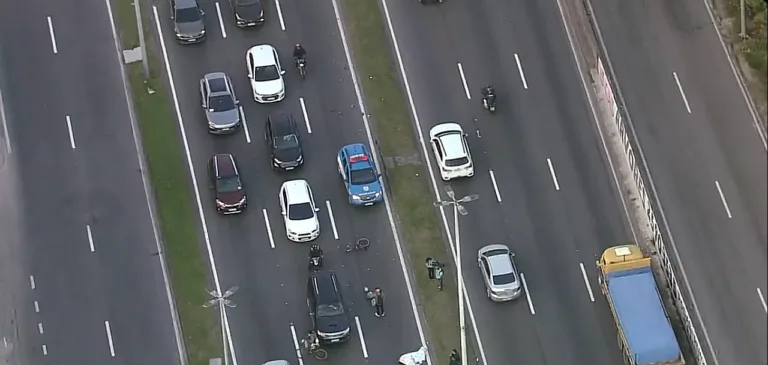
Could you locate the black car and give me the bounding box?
[265,112,303,171]
[208,154,246,214]
[229,0,265,27]
[307,271,351,344]
[170,0,206,44]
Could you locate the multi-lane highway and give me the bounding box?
[0,0,183,364]
[150,0,424,363]
[380,0,636,364]
[589,0,768,364]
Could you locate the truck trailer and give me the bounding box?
[596,244,684,365]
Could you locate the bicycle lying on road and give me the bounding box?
[345,237,370,253]
[300,336,328,360]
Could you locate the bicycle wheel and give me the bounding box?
[314,348,328,360]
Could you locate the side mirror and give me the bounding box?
[280,70,286,75]
[463,133,469,137]
[314,207,320,212]
[199,9,205,15]
[510,252,516,257]
[234,99,240,105]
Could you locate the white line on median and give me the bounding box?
[34,301,40,313]
[86,225,96,252]
[42,344,47,355]
[457,63,471,99]
[275,0,286,31]
[757,288,767,313]
[519,272,535,314]
[325,200,339,240]
[215,2,227,38]
[0,83,12,154]
[299,97,312,134]
[29,275,36,290]
[546,158,560,191]
[488,170,502,203]
[289,324,305,365]
[65,116,76,149]
[38,323,44,334]
[672,72,691,114]
[47,17,58,54]
[579,263,595,302]
[104,321,116,357]
[263,209,275,249]
[514,53,528,89]
[239,106,251,143]
[354,316,369,358]
[714,181,732,218]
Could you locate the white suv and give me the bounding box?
[279,180,320,242]
[429,123,474,181]
[246,44,286,103]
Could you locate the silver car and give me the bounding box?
[200,72,241,134]
[477,244,522,302]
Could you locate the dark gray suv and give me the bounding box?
[200,72,240,133]
[170,0,206,44]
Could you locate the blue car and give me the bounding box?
[337,144,383,206]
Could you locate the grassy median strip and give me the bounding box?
[341,0,463,364]
[113,1,220,364]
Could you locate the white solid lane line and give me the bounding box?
[714,180,732,218]
[289,323,305,365]
[104,321,116,357]
[354,316,369,358]
[215,2,227,38]
[47,17,58,54]
[546,158,560,191]
[29,275,36,290]
[86,225,96,252]
[34,301,40,313]
[325,200,339,240]
[299,97,312,134]
[514,53,528,90]
[239,106,251,143]
[488,170,502,203]
[457,63,472,100]
[579,263,595,302]
[42,344,47,355]
[757,288,767,313]
[0,84,12,154]
[672,72,692,114]
[65,116,76,149]
[262,209,275,249]
[38,323,44,334]
[275,0,286,31]
[519,272,535,314]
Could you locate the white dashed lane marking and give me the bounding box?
[47,17,58,54]
[457,63,471,100]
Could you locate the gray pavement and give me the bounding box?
[589,0,768,364]
[0,0,181,364]
[151,0,422,363]
[383,0,633,364]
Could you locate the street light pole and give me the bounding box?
[204,286,239,365]
[434,185,478,365]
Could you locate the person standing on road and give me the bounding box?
[372,287,385,317]
[434,264,444,291]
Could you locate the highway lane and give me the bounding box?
[0,0,182,364]
[383,0,636,364]
[589,1,768,364]
[152,0,422,363]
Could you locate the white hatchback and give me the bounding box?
[246,44,286,103]
[279,179,320,242]
[429,123,474,181]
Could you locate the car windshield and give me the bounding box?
[445,157,470,167]
[216,176,241,193]
[350,168,378,185]
[317,303,344,317]
[209,94,234,112]
[253,65,279,82]
[492,272,517,285]
[274,134,299,149]
[288,202,314,220]
[175,7,201,23]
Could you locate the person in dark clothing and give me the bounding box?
[308,244,323,270]
[293,43,307,65]
[449,349,461,365]
[372,287,385,317]
[426,257,439,279]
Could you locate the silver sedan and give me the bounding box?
[200,72,241,134]
[477,244,522,302]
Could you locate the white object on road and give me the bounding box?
[398,346,428,365]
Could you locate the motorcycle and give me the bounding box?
[309,255,322,271]
[482,93,496,113]
[296,58,307,79]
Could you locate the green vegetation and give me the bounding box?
[341,0,463,364]
[722,0,767,120]
[112,1,220,364]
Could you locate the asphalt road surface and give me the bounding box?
[382,0,636,364]
[589,0,768,364]
[0,1,182,364]
[151,0,423,363]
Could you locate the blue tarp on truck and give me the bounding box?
[606,266,682,365]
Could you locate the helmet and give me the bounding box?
[295,43,302,48]
[310,244,320,251]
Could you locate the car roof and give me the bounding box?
[480,244,514,275]
[213,154,237,177]
[176,0,199,9]
[281,179,311,204]
[310,271,341,304]
[203,72,229,93]
[269,113,295,135]
[247,45,277,66]
[430,123,467,159]
[261,361,289,365]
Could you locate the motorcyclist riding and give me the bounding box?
[309,244,323,269]
[293,43,307,66]
[481,85,496,111]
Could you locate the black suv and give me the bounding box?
[307,271,351,343]
[229,0,265,27]
[208,154,246,214]
[170,0,206,44]
[265,112,303,171]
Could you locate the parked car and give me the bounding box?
[307,270,351,343]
